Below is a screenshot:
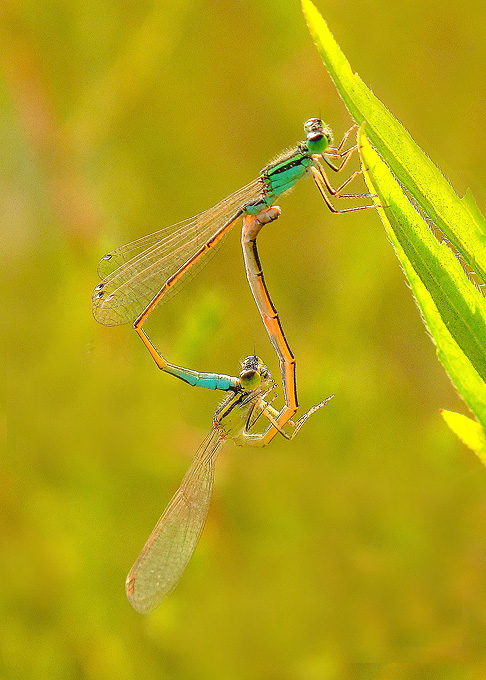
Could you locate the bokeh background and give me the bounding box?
[3,0,486,677]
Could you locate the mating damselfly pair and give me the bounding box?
[93,118,374,613]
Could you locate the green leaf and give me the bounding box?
[302,0,486,447]
[359,130,486,427]
[302,0,486,285]
[441,410,486,464]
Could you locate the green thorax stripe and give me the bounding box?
[264,145,309,178]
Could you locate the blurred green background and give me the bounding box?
[3,0,486,677]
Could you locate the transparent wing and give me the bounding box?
[92,178,263,326]
[126,427,225,614]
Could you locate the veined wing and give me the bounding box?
[92,178,262,326]
[126,427,225,614]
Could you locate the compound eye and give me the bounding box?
[309,132,324,145]
[240,369,261,390]
[304,118,322,134]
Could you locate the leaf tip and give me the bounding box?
[441,409,486,462]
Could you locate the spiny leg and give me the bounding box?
[311,164,377,214]
[315,124,377,209]
[314,162,373,199]
[323,124,358,173]
[327,124,358,155]
[323,145,357,173]
[261,395,334,441]
[238,393,334,447]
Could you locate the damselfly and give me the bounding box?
[126,354,332,613]
[92,118,373,391]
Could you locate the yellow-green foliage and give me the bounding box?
[3,0,486,677]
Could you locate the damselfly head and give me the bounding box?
[304,117,323,133]
[304,118,332,154]
[239,355,272,391]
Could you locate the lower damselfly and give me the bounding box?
[126,354,332,613]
